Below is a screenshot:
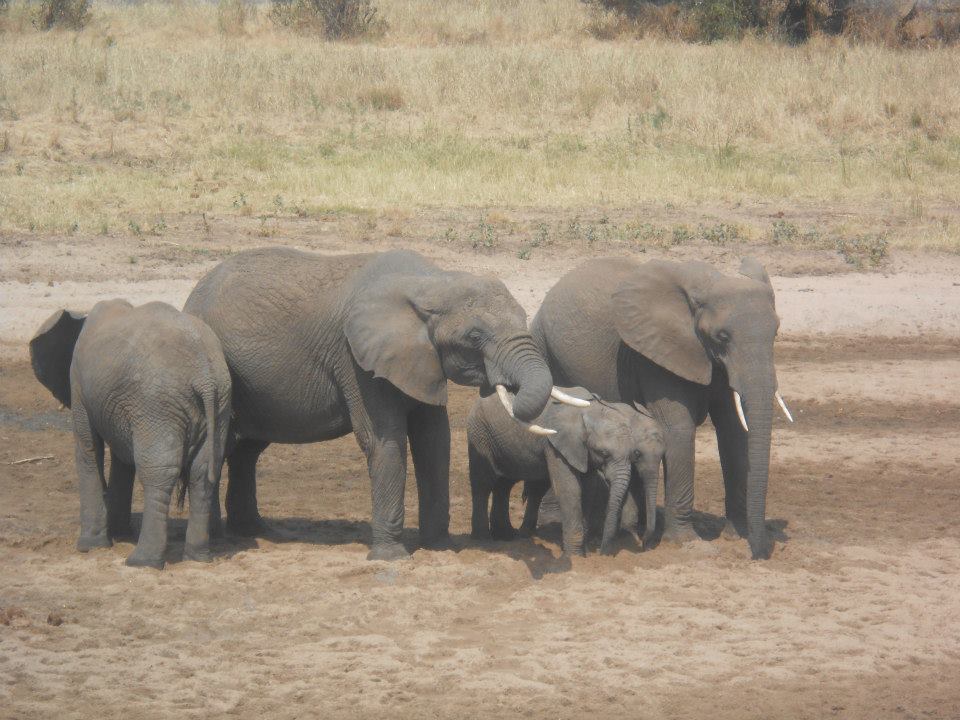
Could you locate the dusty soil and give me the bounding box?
[2,216,959,719]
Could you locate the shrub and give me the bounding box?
[271,0,386,39]
[33,0,90,30]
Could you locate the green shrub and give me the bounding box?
[271,0,385,39]
[33,0,90,30]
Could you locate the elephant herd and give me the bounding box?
[29,247,790,569]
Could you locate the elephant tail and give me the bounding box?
[178,382,220,510]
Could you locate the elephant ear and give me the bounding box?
[345,275,447,406]
[29,309,86,408]
[542,399,589,474]
[611,261,714,386]
[738,256,771,287]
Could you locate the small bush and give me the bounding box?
[836,234,889,268]
[33,0,90,30]
[271,0,386,39]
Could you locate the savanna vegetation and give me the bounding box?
[0,0,957,251]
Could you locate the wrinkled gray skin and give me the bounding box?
[467,387,664,556]
[184,248,554,561]
[29,300,231,569]
[532,257,781,559]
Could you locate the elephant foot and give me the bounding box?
[562,545,586,558]
[661,524,701,547]
[125,550,165,570]
[420,532,454,552]
[490,525,517,541]
[76,533,112,552]
[209,517,225,540]
[367,542,410,562]
[183,544,213,564]
[599,542,617,557]
[226,515,269,538]
[721,518,747,541]
[517,524,536,538]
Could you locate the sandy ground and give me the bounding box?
[2,219,960,719]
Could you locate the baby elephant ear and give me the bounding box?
[30,310,86,407]
[739,257,772,288]
[542,402,589,474]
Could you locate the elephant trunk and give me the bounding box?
[600,460,632,554]
[637,457,660,549]
[487,333,553,423]
[734,360,776,560]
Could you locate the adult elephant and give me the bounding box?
[531,257,791,559]
[184,248,568,561]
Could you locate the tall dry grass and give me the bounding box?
[0,0,958,248]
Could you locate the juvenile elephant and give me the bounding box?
[30,300,232,569]
[184,248,572,561]
[467,387,664,556]
[532,258,792,559]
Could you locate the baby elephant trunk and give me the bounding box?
[637,456,660,549]
[599,461,633,555]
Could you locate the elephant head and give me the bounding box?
[541,390,662,555]
[345,264,573,427]
[29,309,87,407]
[611,257,788,559]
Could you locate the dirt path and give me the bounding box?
[2,225,959,719]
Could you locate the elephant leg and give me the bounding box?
[225,439,269,537]
[660,418,699,545]
[545,447,585,557]
[519,481,547,536]
[408,403,451,549]
[106,453,135,540]
[490,479,516,541]
[73,402,110,552]
[359,419,410,562]
[710,391,749,540]
[469,445,495,539]
[183,453,213,564]
[126,460,179,570]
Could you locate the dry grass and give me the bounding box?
[0,0,958,250]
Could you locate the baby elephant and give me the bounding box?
[30,300,231,569]
[467,386,665,556]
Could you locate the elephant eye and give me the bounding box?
[632,450,641,463]
[467,328,484,345]
[716,329,731,343]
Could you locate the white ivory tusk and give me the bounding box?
[527,425,558,436]
[733,391,749,432]
[496,384,515,418]
[775,391,794,422]
[496,384,557,435]
[551,387,590,408]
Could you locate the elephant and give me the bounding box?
[29,300,232,569]
[183,247,574,561]
[467,386,664,556]
[531,257,792,559]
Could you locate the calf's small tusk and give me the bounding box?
[775,390,794,422]
[551,387,590,408]
[733,390,749,433]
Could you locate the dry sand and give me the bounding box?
[1,221,959,719]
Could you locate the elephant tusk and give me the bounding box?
[496,384,557,435]
[496,384,515,418]
[551,387,590,408]
[733,390,749,432]
[775,390,794,422]
[527,424,558,436]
